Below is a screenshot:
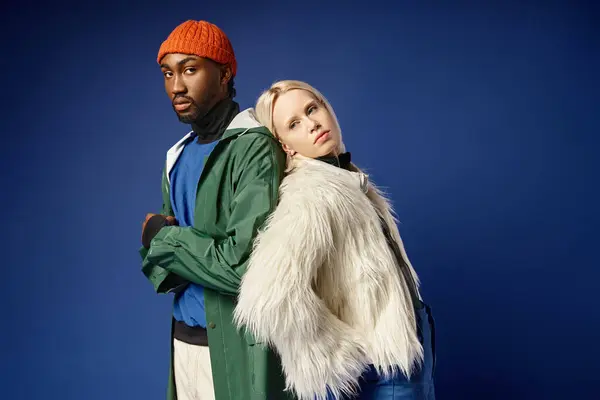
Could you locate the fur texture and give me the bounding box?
[233,157,424,400]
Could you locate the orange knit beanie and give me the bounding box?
[157,20,237,76]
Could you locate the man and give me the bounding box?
[139,20,291,400]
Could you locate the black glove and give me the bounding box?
[142,214,175,249]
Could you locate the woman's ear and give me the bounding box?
[281,142,296,156]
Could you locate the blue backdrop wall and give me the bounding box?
[1,1,598,399]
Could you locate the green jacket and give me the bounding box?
[139,109,294,400]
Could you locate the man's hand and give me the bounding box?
[141,213,178,249]
[142,213,177,232]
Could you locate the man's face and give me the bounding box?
[159,53,228,123]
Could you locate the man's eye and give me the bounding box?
[163,71,173,78]
[184,68,196,74]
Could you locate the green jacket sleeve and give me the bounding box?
[138,165,180,287]
[143,134,284,296]
[159,165,175,217]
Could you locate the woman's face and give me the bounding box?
[272,89,341,159]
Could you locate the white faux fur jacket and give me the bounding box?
[233,156,424,400]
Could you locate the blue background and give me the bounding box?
[1,1,598,399]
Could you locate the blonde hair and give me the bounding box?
[254,80,347,156]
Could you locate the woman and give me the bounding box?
[233,80,436,400]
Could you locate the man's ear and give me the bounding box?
[220,65,232,86]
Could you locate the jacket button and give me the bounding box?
[208,322,216,329]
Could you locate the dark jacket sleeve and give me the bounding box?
[142,134,285,296]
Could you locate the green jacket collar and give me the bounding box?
[165,108,275,180]
[221,108,272,141]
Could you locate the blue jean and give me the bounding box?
[328,302,436,400]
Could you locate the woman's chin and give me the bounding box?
[316,142,338,158]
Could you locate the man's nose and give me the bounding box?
[171,75,187,95]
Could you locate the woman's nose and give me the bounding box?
[308,118,321,132]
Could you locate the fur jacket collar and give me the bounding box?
[234,156,424,400]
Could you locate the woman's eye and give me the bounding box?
[290,121,298,129]
[307,105,317,114]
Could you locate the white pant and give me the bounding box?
[173,338,215,400]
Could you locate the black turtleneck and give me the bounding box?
[191,97,240,144]
[316,152,353,170]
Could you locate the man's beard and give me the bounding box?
[174,92,217,124]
